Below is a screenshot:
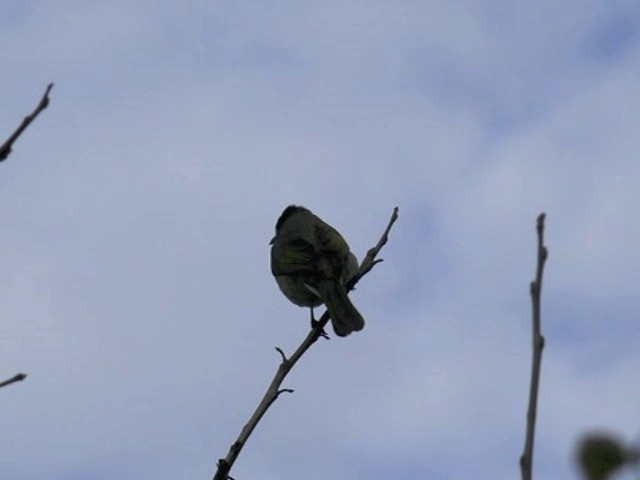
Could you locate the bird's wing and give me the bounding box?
[271,237,318,275]
[314,223,350,257]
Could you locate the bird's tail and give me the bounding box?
[317,280,365,337]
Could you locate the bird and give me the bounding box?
[270,205,365,337]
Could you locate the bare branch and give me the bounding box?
[0,373,27,389]
[212,207,399,480]
[350,206,399,285]
[520,213,549,480]
[0,85,53,387]
[0,83,54,162]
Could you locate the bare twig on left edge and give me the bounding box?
[0,83,54,162]
[520,213,549,480]
[0,373,27,389]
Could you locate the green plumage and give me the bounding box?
[270,205,365,337]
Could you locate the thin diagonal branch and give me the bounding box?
[0,373,27,389]
[520,213,549,480]
[212,207,399,480]
[348,206,399,288]
[0,83,54,162]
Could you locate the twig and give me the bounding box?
[520,213,549,480]
[212,207,399,480]
[0,373,27,389]
[0,83,54,162]
[348,206,399,288]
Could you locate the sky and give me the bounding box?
[1,1,640,479]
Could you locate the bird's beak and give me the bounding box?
[269,236,275,245]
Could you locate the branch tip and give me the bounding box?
[0,373,28,389]
[0,82,54,162]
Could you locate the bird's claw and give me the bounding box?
[310,311,330,339]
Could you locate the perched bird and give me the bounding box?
[270,205,365,337]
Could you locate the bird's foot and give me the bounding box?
[310,309,330,339]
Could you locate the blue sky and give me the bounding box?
[2,1,640,479]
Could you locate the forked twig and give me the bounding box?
[212,207,399,480]
[520,213,549,480]
[0,83,54,162]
